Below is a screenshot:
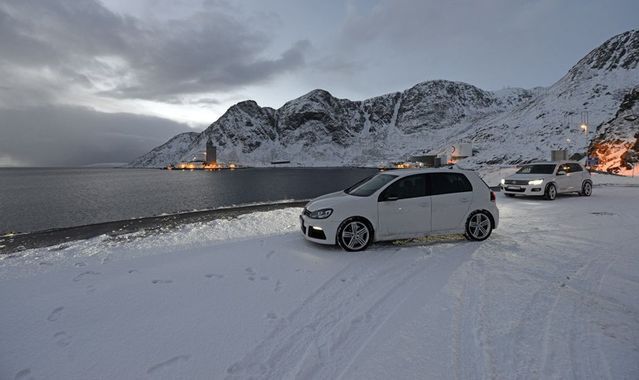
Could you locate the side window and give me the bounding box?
[379,174,428,201]
[569,163,583,172]
[558,164,571,173]
[431,173,473,195]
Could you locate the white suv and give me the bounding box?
[300,168,499,251]
[500,161,592,200]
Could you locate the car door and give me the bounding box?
[430,172,473,232]
[568,163,585,190]
[377,174,431,239]
[555,163,575,192]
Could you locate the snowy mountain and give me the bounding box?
[589,88,639,175]
[129,132,199,168]
[129,30,639,169]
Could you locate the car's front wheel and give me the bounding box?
[544,183,557,200]
[337,218,372,252]
[465,211,493,241]
[580,181,592,196]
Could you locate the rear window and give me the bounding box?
[516,164,556,174]
[431,173,472,195]
[346,173,397,197]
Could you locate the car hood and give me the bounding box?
[506,173,553,180]
[306,191,355,211]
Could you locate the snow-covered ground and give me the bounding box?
[1,177,638,379]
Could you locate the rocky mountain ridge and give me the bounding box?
[129,30,639,169]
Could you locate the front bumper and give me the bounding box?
[300,214,339,245]
[500,184,544,196]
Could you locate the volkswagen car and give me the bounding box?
[300,168,499,251]
[500,161,592,200]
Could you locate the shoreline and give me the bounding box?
[0,200,308,255]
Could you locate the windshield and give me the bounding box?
[516,164,556,175]
[345,173,398,197]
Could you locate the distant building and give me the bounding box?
[409,155,443,167]
[206,139,217,164]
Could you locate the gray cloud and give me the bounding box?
[325,0,639,92]
[0,0,310,104]
[0,106,191,166]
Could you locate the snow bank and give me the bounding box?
[0,208,301,280]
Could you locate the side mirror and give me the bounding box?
[379,192,399,202]
[557,171,566,176]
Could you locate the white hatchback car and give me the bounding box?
[500,161,593,200]
[300,168,499,251]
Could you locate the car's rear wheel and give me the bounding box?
[337,218,372,252]
[465,211,493,241]
[544,183,557,200]
[580,181,592,196]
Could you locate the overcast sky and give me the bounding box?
[1,0,637,166]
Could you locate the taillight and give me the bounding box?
[490,191,496,202]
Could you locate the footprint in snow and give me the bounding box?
[205,273,224,279]
[128,269,138,274]
[14,368,33,380]
[152,279,173,284]
[266,250,276,259]
[266,312,278,320]
[73,271,100,282]
[147,355,190,375]
[53,331,72,347]
[47,307,64,322]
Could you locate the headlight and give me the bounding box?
[528,179,544,185]
[309,208,333,219]
[500,179,505,185]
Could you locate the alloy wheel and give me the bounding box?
[467,212,492,240]
[340,221,370,251]
[546,184,557,200]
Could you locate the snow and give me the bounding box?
[1,180,639,379]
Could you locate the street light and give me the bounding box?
[580,123,588,135]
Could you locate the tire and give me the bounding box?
[465,211,493,241]
[544,183,557,201]
[580,181,592,197]
[337,218,372,252]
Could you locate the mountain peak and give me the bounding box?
[298,89,335,101]
[572,29,639,73]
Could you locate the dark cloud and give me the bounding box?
[0,0,309,103]
[0,106,192,166]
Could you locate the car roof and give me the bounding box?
[525,161,579,165]
[381,167,473,177]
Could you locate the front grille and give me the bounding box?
[505,187,526,192]
[505,179,529,185]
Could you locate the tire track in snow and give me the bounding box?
[225,250,436,380]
